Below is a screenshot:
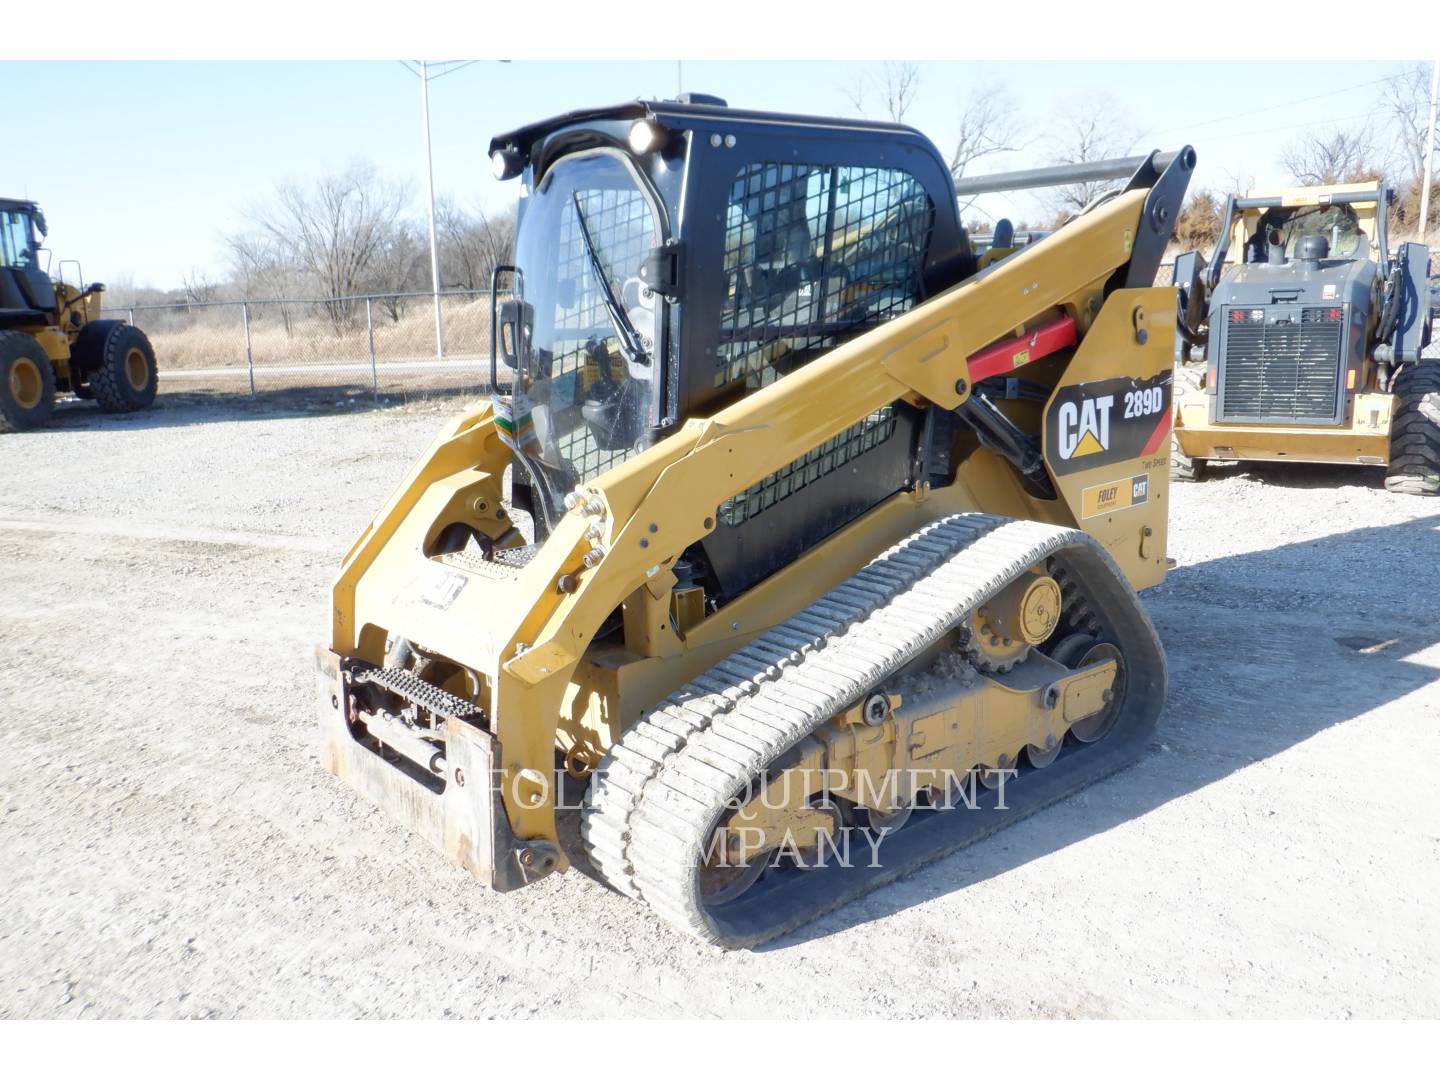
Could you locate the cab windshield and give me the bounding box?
[0,208,38,270]
[499,151,664,486]
[1258,203,1366,259]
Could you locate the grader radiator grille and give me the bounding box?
[1217,306,1345,424]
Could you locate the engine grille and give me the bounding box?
[1217,306,1344,424]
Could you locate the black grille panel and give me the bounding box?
[718,408,896,526]
[1218,307,1343,423]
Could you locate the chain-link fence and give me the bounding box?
[111,289,497,398]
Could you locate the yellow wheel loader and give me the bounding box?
[316,97,1195,946]
[0,198,159,433]
[1169,181,1437,493]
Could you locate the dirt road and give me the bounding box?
[2,397,1436,1018]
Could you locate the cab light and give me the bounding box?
[628,120,665,155]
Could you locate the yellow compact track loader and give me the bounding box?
[1169,181,1437,493]
[0,198,159,433]
[317,97,1194,946]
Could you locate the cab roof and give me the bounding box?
[488,97,932,158]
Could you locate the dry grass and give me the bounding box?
[133,295,492,372]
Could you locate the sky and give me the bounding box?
[0,59,1418,290]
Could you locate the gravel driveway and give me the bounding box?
[2,395,1436,1018]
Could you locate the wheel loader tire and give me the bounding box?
[0,331,56,433]
[1385,362,1440,497]
[82,321,158,414]
[1169,362,1207,482]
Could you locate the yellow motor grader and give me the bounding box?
[316,97,1194,946]
[0,197,158,433]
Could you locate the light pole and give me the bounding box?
[1419,59,1439,241]
[400,60,479,359]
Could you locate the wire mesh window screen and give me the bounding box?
[716,162,934,390]
[718,407,897,526]
[712,161,929,525]
[548,185,657,481]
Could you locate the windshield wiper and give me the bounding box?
[570,194,650,366]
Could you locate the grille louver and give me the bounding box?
[1218,308,1344,423]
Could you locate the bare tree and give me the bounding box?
[949,84,1025,184]
[225,231,301,333]
[1382,63,1434,188]
[246,161,410,331]
[1379,63,1439,234]
[1218,165,1257,198]
[1279,124,1383,186]
[436,197,516,292]
[180,268,219,305]
[843,61,921,124]
[1044,95,1139,220]
[365,222,428,321]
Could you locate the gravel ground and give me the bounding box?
[1,394,1437,1019]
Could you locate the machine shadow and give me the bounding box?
[1198,460,1389,491]
[40,385,489,431]
[757,511,1440,949]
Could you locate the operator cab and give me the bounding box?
[487,96,972,566]
[1244,202,1369,265]
[0,199,56,317]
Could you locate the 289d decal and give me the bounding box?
[1045,371,1173,476]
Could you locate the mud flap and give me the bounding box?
[314,647,557,891]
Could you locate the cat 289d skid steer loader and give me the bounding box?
[316,97,1194,947]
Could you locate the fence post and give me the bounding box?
[242,301,256,399]
[128,306,135,327]
[367,297,378,402]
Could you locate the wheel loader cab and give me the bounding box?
[488,99,973,563]
[0,200,57,317]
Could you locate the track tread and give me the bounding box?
[581,513,1164,946]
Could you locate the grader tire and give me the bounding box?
[0,330,56,433]
[1385,362,1440,497]
[83,321,158,414]
[1170,362,1207,482]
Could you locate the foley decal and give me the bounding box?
[1081,474,1150,519]
[1045,371,1172,476]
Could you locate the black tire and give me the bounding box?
[1385,362,1440,497]
[81,321,158,414]
[0,330,56,433]
[1170,362,1208,482]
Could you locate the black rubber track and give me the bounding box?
[582,513,1167,948]
[1385,362,1440,496]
